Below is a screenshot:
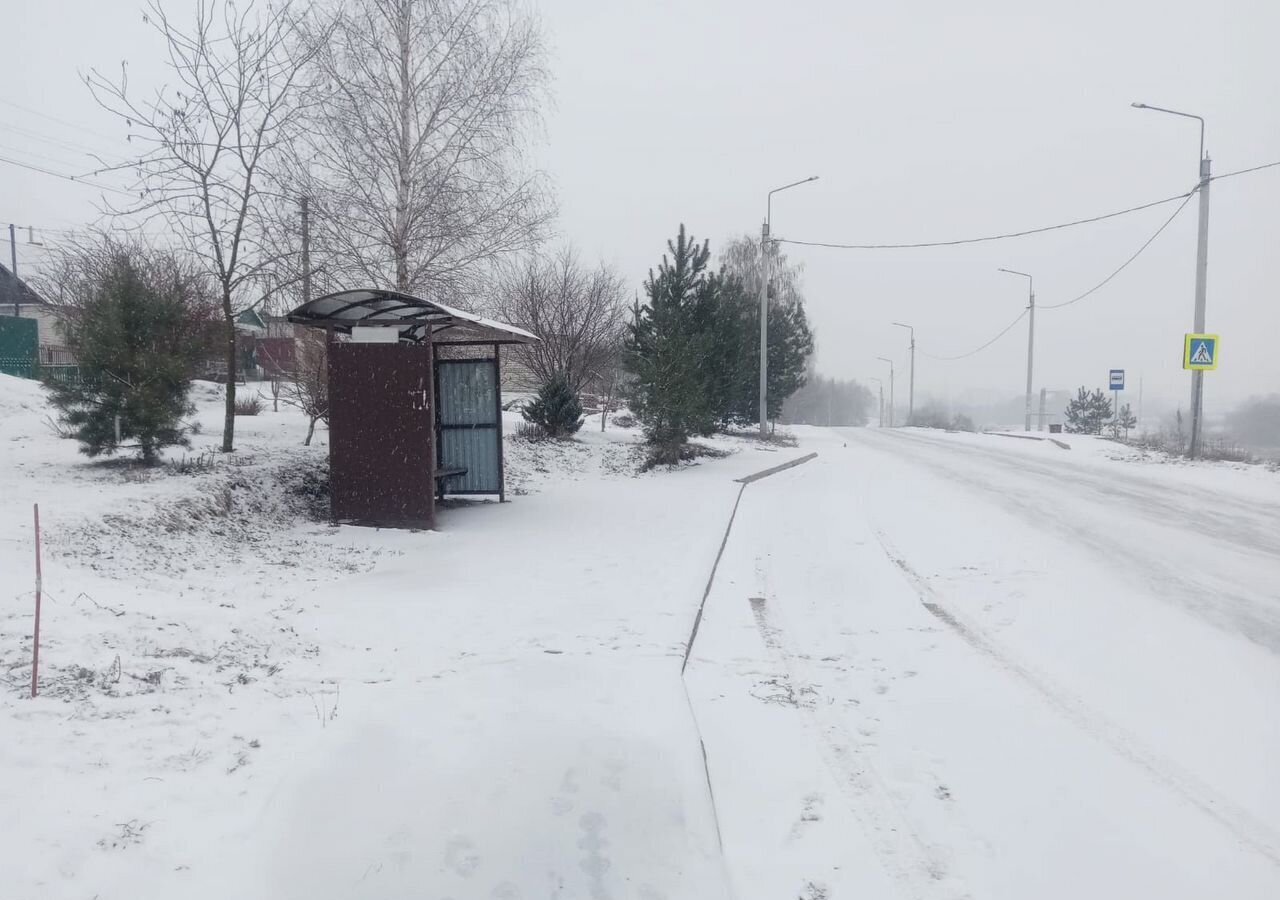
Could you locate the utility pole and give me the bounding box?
[300,196,312,304]
[998,268,1035,431]
[877,356,895,428]
[1190,154,1211,457]
[759,176,819,439]
[9,224,17,317]
[1025,291,1035,432]
[892,322,915,424]
[1132,102,1210,458]
[1138,375,1144,433]
[759,217,770,439]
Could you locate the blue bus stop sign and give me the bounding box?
[1109,369,1125,391]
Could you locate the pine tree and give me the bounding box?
[625,225,719,462]
[46,244,211,464]
[1064,387,1113,435]
[1115,403,1138,440]
[522,374,584,438]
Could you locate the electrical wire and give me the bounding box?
[1039,191,1195,310]
[776,190,1193,251]
[0,154,135,196]
[776,159,1278,253]
[918,187,1196,359]
[1211,159,1280,181]
[0,121,125,164]
[919,308,1029,361]
[0,98,125,145]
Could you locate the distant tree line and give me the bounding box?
[780,372,874,427]
[1225,395,1280,450]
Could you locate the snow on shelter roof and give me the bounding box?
[286,289,537,344]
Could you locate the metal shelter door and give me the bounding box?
[328,342,434,526]
[436,358,502,495]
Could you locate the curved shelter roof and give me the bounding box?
[286,289,536,345]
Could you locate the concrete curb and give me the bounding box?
[983,431,1072,451]
[734,451,819,484]
[681,453,819,674]
[679,449,820,893]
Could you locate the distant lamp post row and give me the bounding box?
[891,322,915,425]
[996,268,1035,432]
[875,356,895,428]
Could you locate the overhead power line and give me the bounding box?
[0,97,124,145]
[1039,191,1195,310]
[915,183,1201,361]
[776,158,1278,252]
[0,121,124,164]
[919,309,1028,361]
[0,154,135,196]
[777,191,1192,251]
[1211,159,1280,181]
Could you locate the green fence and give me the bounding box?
[0,317,38,378]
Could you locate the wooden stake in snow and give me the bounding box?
[30,503,42,699]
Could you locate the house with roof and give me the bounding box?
[0,263,76,376]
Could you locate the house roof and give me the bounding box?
[286,289,537,345]
[0,263,44,308]
[235,307,268,332]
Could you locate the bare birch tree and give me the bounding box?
[492,248,626,394]
[86,0,318,452]
[298,0,552,299]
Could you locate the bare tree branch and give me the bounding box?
[292,0,553,302]
[85,0,320,452]
[491,247,626,394]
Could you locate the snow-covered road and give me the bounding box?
[851,427,1280,651]
[689,427,1280,899]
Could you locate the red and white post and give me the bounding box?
[31,503,42,699]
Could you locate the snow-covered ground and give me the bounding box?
[688,425,1280,898]
[0,374,782,899]
[4,376,1278,899]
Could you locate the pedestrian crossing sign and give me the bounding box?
[1183,334,1219,371]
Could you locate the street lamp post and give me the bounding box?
[892,322,915,425]
[760,176,819,438]
[998,268,1035,432]
[1132,102,1210,458]
[876,357,895,428]
[870,376,884,428]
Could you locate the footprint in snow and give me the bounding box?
[444,836,481,877]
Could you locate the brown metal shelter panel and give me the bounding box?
[328,342,435,527]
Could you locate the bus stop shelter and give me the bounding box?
[287,289,536,529]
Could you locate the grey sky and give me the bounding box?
[4,0,1278,415]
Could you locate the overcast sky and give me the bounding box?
[3,0,1278,416]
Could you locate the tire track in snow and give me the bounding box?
[868,428,1280,556]
[851,428,1280,655]
[873,528,1280,869]
[747,589,961,900]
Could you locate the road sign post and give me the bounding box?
[1109,370,1124,434]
